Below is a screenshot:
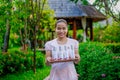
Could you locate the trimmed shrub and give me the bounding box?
[93,23,120,43]
[104,43,120,53]
[0,48,45,76]
[36,50,45,68]
[76,42,120,80]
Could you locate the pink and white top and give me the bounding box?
[45,38,79,80]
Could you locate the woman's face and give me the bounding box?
[55,22,68,38]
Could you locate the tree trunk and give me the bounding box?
[2,0,12,52]
[2,19,11,52]
[33,26,37,73]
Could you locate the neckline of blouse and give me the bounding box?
[56,38,69,45]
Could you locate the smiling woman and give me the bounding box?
[44,19,80,80]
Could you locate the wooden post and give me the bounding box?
[73,19,76,39]
[89,19,93,41]
[85,26,89,37]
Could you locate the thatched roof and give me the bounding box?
[79,5,106,22]
[48,0,106,22]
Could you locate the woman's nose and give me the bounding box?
[60,29,64,32]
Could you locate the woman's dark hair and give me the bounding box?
[55,19,68,27]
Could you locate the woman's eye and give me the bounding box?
[57,27,61,30]
[56,27,67,30]
[63,27,66,30]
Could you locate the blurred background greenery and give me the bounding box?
[0,0,120,80]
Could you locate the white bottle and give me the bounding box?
[52,47,58,60]
[63,46,67,60]
[68,46,72,60]
[71,45,75,59]
[58,46,63,60]
[64,46,69,60]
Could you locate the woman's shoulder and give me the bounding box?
[68,38,79,43]
[67,38,79,48]
[45,38,56,45]
[45,39,56,50]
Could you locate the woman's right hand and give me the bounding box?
[47,57,52,62]
[46,57,52,66]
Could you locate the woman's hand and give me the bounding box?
[74,54,80,64]
[47,57,52,62]
[46,57,52,66]
[45,50,52,66]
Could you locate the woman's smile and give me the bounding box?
[55,22,68,38]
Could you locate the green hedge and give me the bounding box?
[76,42,120,80]
[93,23,120,43]
[0,48,45,76]
[104,43,120,53]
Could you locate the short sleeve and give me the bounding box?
[74,40,79,49]
[45,41,52,51]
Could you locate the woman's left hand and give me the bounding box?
[74,54,80,64]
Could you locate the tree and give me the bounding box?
[93,0,120,23]
[2,0,12,52]
[0,0,55,73]
[21,0,55,73]
[26,0,47,73]
[71,0,120,24]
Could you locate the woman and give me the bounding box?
[45,19,80,80]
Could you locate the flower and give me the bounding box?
[101,74,106,78]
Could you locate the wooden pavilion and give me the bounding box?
[48,0,106,42]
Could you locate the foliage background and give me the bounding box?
[0,0,120,80]
[76,42,120,80]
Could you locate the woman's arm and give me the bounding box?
[74,49,80,64]
[45,50,52,66]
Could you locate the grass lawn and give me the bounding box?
[0,67,50,80]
